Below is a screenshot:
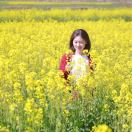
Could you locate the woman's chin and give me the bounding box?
[75,49,83,53]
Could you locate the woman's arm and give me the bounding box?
[59,54,70,80]
[59,54,67,71]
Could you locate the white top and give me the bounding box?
[70,54,89,82]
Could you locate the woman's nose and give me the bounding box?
[76,43,80,46]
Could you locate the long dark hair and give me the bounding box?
[69,29,91,52]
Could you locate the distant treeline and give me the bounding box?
[2,0,132,3]
[0,1,132,10]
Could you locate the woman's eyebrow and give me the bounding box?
[74,39,83,41]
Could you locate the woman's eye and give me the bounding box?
[74,41,84,44]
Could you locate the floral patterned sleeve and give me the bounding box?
[59,54,70,80]
[88,54,94,71]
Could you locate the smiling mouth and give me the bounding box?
[77,47,82,50]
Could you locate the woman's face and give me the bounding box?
[73,36,86,52]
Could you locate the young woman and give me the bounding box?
[59,29,94,82]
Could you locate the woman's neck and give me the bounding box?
[75,50,83,56]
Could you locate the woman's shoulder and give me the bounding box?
[61,50,74,60]
[82,50,92,60]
